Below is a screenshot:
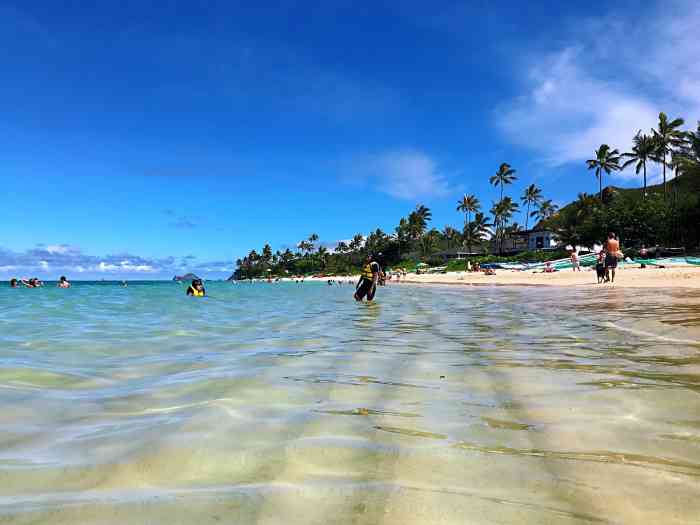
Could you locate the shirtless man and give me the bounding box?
[605,232,620,283]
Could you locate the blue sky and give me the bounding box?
[2,0,699,279]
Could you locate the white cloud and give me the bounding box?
[0,244,232,278]
[345,150,453,200]
[497,0,700,177]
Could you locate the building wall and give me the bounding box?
[528,231,558,251]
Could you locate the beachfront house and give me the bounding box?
[488,228,560,255]
[433,246,489,261]
[527,229,558,251]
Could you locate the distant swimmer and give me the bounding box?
[9,278,19,288]
[354,254,380,302]
[21,278,42,288]
[186,279,206,297]
[57,276,71,288]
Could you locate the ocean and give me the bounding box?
[1,281,699,523]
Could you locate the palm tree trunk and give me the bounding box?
[663,152,667,196]
[643,162,647,198]
[525,203,530,231]
[599,170,603,201]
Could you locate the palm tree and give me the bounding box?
[621,131,656,197]
[408,204,432,240]
[586,144,621,201]
[298,240,313,256]
[652,112,685,194]
[442,226,459,250]
[520,184,542,230]
[489,163,517,201]
[674,122,699,178]
[532,199,558,223]
[419,229,440,257]
[462,212,492,256]
[491,197,519,254]
[317,246,328,270]
[456,194,480,255]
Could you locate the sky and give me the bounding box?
[2,0,699,279]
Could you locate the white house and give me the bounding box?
[527,230,558,251]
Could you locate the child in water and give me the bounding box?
[186,279,206,296]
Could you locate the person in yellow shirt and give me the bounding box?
[186,279,206,297]
[354,254,380,302]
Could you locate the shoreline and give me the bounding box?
[304,266,700,290]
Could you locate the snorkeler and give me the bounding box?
[186,279,205,297]
[57,276,71,288]
[354,254,380,302]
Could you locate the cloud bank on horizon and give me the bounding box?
[0,245,234,280]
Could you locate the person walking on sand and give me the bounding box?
[570,248,581,272]
[605,232,620,283]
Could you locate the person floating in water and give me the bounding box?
[9,278,19,288]
[354,254,380,302]
[57,276,71,288]
[186,279,205,297]
[21,278,42,288]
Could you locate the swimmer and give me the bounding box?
[354,254,380,302]
[57,276,71,288]
[9,278,19,288]
[186,279,205,297]
[21,278,42,288]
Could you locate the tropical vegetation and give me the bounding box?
[233,113,700,278]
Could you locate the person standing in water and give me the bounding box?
[354,254,380,302]
[57,276,71,288]
[186,279,206,297]
[605,232,620,283]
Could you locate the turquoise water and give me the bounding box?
[1,282,700,524]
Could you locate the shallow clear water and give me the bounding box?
[1,282,699,524]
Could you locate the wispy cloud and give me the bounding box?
[343,150,454,200]
[163,210,201,229]
[496,0,700,177]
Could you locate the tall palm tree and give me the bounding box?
[442,226,459,250]
[586,144,621,201]
[470,213,492,240]
[317,246,328,270]
[489,163,517,201]
[520,184,542,231]
[532,199,558,223]
[674,122,699,178]
[491,197,519,254]
[456,194,480,255]
[652,112,685,194]
[408,204,432,240]
[621,131,656,197]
